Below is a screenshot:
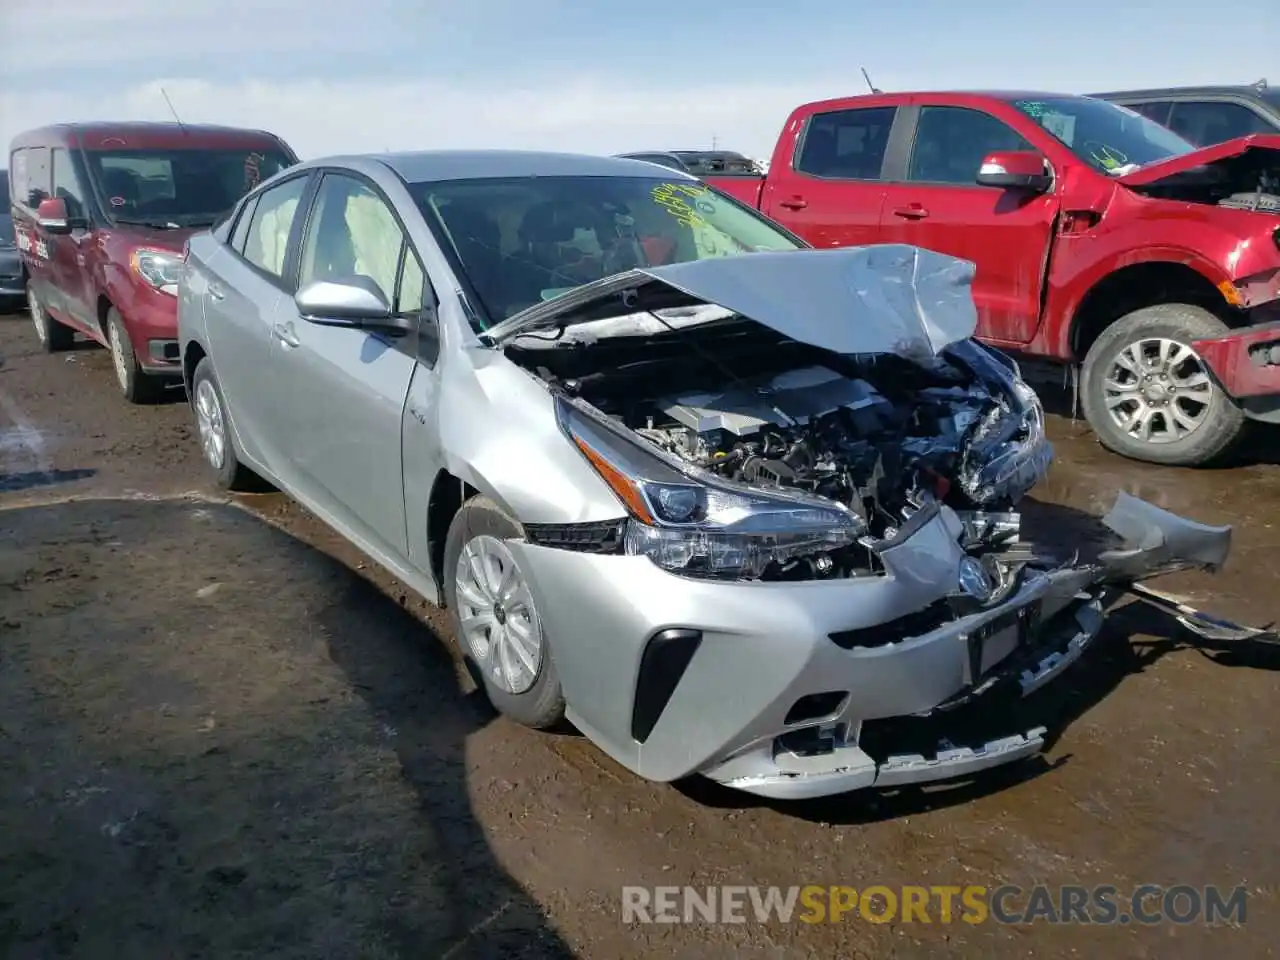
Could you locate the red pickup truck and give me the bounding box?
[703,91,1280,466]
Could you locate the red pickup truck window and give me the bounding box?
[907,107,1033,185]
[795,106,896,180]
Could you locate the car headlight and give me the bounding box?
[557,398,866,579]
[129,248,183,296]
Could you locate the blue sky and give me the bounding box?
[2,0,1276,160]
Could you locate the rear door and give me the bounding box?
[760,105,899,247]
[877,103,1060,345]
[273,170,424,560]
[200,171,313,474]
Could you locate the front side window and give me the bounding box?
[85,147,293,228]
[1013,97,1195,174]
[298,173,406,304]
[51,149,88,220]
[907,106,1034,185]
[242,176,308,279]
[795,106,896,180]
[414,174,801,327]
[1167,100,1274,146]
[1123,101,1174,126]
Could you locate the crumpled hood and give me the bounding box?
[1115,132,1280,187]
[484,244,980,357]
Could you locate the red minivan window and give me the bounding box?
[84,147,294,229]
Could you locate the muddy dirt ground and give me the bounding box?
[1,311,1277,959]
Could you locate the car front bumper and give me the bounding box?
[508,493,1231,800]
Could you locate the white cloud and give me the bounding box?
[1,75,853,162]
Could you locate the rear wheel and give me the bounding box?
[106,307,166,404]
[190,356,257,491]
[28,288,73,352]
[1080,303,1246,466]
[443,496,565,729]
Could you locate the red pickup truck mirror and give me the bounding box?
[36,197,73,235]
[976,151,1053,193]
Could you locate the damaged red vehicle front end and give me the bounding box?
[1117,133,1280,419]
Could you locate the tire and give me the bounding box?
[1080,303,1246,466]
[106,307,166,404]
[443,496,566,729]
[28,287,74,352]
[190,356,257,491]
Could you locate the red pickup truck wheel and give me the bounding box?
[28,288,73,353]
[1080,304,1246,467]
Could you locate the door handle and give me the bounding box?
[272,322,300,348]
[208,283,225,301]
[892,205,930,220]
[778,198,808,211]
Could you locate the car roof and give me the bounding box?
[9,122,288,152]
[1091,84,1272,100]
[319,149,701,184]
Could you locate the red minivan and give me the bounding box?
[9,122,297,402]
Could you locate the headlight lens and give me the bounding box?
[558,398,865,579]
[129,248,183,296]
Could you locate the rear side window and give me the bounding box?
[241,176,308,280]
[229,195,259,254]
[1167,100,1274,146]
[795,107,896,180]
[907,106,1034,185]
[11,146,52,208]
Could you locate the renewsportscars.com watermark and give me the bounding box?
[622,884,1249,926]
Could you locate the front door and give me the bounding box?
[48,147,97,333]
[877,104,1059,345]
[274,170,426,560]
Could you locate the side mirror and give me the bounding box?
[37,197,73,235]
[975,151,1053,193]
[294,276,413,335]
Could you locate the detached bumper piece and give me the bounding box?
[703,493,1270,800]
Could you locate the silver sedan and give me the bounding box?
[178,150,1237,799]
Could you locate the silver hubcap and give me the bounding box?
[454,535,543,695]
[194,378,226,470]
[109,323,129,391]
[1103,337,1214,444]
[28,291,47,343]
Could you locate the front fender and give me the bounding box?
[436,346,628,525]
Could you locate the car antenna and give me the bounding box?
[861,67,882,95]
[160,86,189,135]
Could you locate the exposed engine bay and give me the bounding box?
[508,305,1052,568]
[1128,146,1280,211]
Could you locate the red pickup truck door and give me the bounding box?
[760,104,899,248]
[876,103,1059,345]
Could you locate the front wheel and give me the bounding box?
[106,307,167,404]
[28,288,74,352]
[1080,303,1246,466]
[443,496,566,729]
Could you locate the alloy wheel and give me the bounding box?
[194,378,226,470]
[454,535,544,695]
[1102,337,1214,444]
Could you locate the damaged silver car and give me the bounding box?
[178,151,1252,800]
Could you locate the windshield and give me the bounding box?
[1012,97,1197,174]
[414,175,802,327]
[0,212,13,244]
[86,148,294,228]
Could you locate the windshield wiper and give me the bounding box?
[113,217,182,229]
